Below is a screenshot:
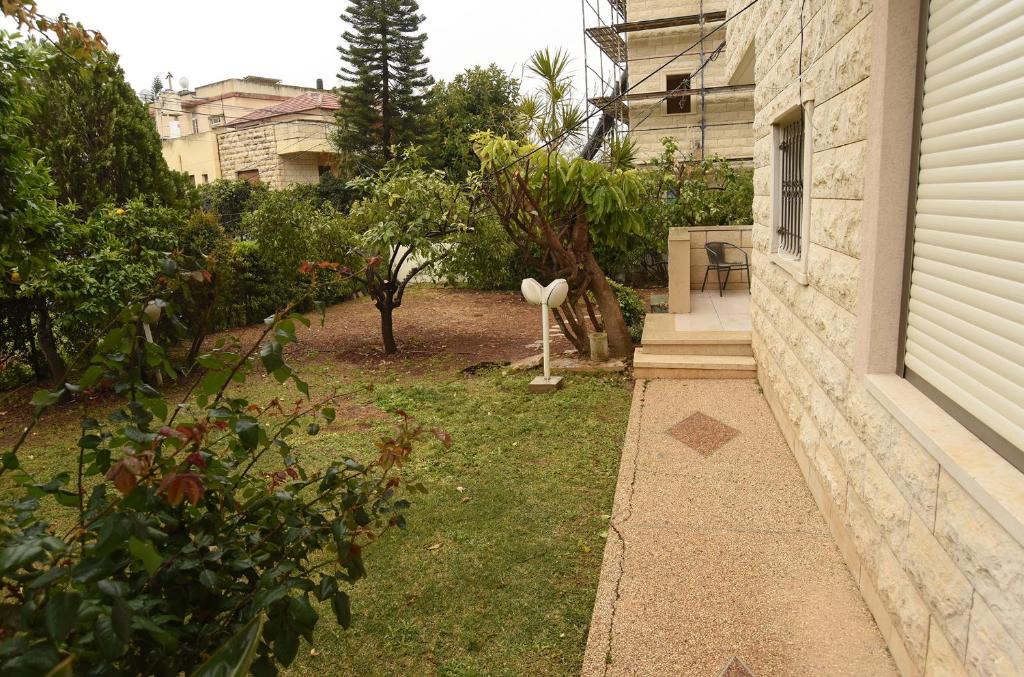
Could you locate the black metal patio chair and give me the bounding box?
[701,241,751,296]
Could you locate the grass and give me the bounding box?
[5,358,632,676]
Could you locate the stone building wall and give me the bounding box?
[216,123,334,189]
[217,125,283,187]
[626,0,754,162]
[726,0,1024,675]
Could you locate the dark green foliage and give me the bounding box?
[195,179,270,237]
[608,280,645,344]
[335,0,434,174]
[436,214,529,291]
[598,139,754,286]
[424,64,522,180]
[26,42,183,216]
[0,272,434,675]
[0,33,58,281]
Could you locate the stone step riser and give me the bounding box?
[634,367,756,380]
[641,343,753,357]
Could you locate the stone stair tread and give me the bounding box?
[633,349,756,371]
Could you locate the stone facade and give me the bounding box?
[626,0,754,162]
[216,121,335,189]
[724,0,1024,675]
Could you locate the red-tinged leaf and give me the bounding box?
[432,427,452,448]
[186,452,207,469]
[158,472,205,507]
[105,454,150,495]
[366,256,382,268]
[159,426,185,440]
[298,261,313,275]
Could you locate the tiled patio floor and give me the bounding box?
[673,290,752,333]
[582,379,897,676]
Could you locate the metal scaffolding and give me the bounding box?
[581,1,754,163]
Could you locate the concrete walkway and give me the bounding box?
[583,380,897,676]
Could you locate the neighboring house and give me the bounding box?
[150,76,340,188]
[583,0,755,162]
[722,0,1024,675]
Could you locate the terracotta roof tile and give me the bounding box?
[234,92,339,125]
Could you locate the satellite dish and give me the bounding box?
[178,76,190,92]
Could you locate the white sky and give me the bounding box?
[11,1,586,94]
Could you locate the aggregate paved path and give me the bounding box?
[582,379,898,677]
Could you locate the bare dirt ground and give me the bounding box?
[0,287,570,442]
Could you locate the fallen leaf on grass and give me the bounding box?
[309,649,321,657]
[426,543,442,551]
[460,496,471,503]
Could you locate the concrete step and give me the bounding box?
[641,337,753,357]
[632,349,757,380]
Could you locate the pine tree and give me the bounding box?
[335,0,433,173]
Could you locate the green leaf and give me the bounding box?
[320,408,336,423]
[272,627,299,667]
[235,419,260,451]
[127,536,163,575]
[331,590,351,629]
[306,423,320,436]
[199,369,230,397]
[190,615,264,677]
[95,614,125,659]
[199,569,218,590]
[111,597,131,642]
[2,452,19,470]
[45,591,81,642]
[44,656,74,677]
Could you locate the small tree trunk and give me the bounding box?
[35,299,66,384]
[379,301,398,355]
[583,252,633,357]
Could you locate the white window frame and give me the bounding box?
[769,89,815,285]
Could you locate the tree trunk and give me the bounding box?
[35,299,66,384]
[379,301,398,355]
[583,251,633,357]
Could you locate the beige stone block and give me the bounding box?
[812,77,870,150]
[807,243,860,313]
[860,450,911,553]
[874,540,931,669]
[847,488,884,577]
[668,228,690,314]
[925,625,968,677]
[965,594,1024,677]
[809,442,848,514]
[878,427,940,526]
[812,141,868,201]
[810,198,862,257]
[934,471,1024,650]
[900,513,973,657]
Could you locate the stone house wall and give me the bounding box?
[216,122,334,189]
[626,0,754,162]
[725,0,1024,675]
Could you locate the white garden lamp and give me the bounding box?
[521,277,569,393]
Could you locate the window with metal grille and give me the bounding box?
[666,73,691,114]
[776,114,804,258]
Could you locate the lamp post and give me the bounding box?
[521,278,569,393]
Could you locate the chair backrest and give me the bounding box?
[705,241,726,265]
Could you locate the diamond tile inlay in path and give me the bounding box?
[719,656,755,676]
[668,411,739,455]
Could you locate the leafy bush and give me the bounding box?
[196,179,270,236]
[0,271,441,676]
[599,138,754,286]
[436,213,528,290]
[608,280,645,344]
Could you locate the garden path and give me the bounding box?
[582,379,898,676]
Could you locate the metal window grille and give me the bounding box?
[777,114,804,257]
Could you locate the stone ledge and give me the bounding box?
[865,374,1024,546]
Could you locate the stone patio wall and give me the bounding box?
[688,225,752,290]
[725,0,1024,675]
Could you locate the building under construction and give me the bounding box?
[581,0,754,164]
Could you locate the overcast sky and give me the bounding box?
[11,1,585,94]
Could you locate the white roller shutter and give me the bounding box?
[905,0,1024,456]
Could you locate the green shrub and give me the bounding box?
[196,179,269,236]
[608,280,645,344]
[0,274,435,676]
[437,214,529,290]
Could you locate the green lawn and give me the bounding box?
[6,360,631,676]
